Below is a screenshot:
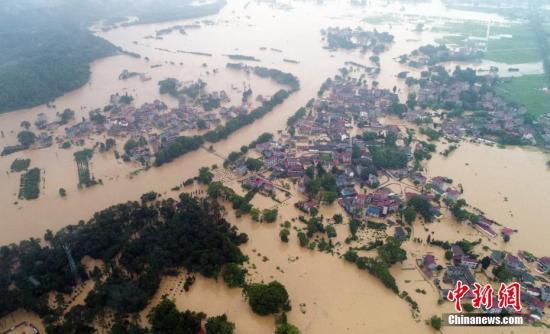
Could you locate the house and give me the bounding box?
[537,257,550,274]
[500,227,516,238]
[336,174,354,189]
[236,165,248,176]
[523,294,545,314]
[525,286,541,297]
[474,219,497,238]
[367,173,379,187]
[366,206,381,217]
[461,256,479,270]
[429,176,447,193]
[411,172,427,185]
[490,250,505,265]
[244,176,274,194]
[505,254,525,271]
[340,187,357,197]
[295,200,318,214]
[451,245,464,265]
[423,254,437,271]
[394,226,407,241]
[443,265,475,285]
[443,188,460,201]
[540,285,550,302]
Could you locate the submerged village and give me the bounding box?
[2,1,550,333]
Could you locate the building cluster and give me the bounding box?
[322,26,394,53]
[232,75,549,322]
[52,90,245,163]
[407,66,550,147]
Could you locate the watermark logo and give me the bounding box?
[447,280,522,312]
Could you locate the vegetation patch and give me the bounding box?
[10,158,30,172]
[74,149,97,187]
[18,167,40,200]
[495,75,550,116]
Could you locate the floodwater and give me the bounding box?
[0,0,549,332]
[427,141,550,257]
[0,0,450,244]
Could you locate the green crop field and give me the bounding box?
[432,19,542,64]
[495,75,550,116]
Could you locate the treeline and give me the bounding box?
[343,237,407,294]
[154,136,204,166]
[207,181,255,215]
[0,193,247,333]
[0,5,119,113]
[287,107,306,127]
[203,89,290,142]
[226,63,300,92]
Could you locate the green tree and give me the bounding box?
[205,314,235,334]
[377,237,407,265]
[297,232,308,247]
[463,303,475,313]
[279,229,290,243]
[262,209,278,223]
[223,264,246,288]
[197,167,214,184]
[349,219,362,236]
[492,264,512,282]
[245,281,290,316]
[403,206,416,225]
[17,130,36,147]
[408,195,434,222]
[245,158,263,171]
[333,214,343,224]
[321,191,337,205]
[344,249,358,263]
[481,256,491,270]
[148,299,205,334]
[275,323,301,334]
[20,120,31,129]
[429,315,442,330]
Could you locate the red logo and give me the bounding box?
[498,282,521,312]
[472,283,494,309]
[447,280,470,312]
[447,281,522,312]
